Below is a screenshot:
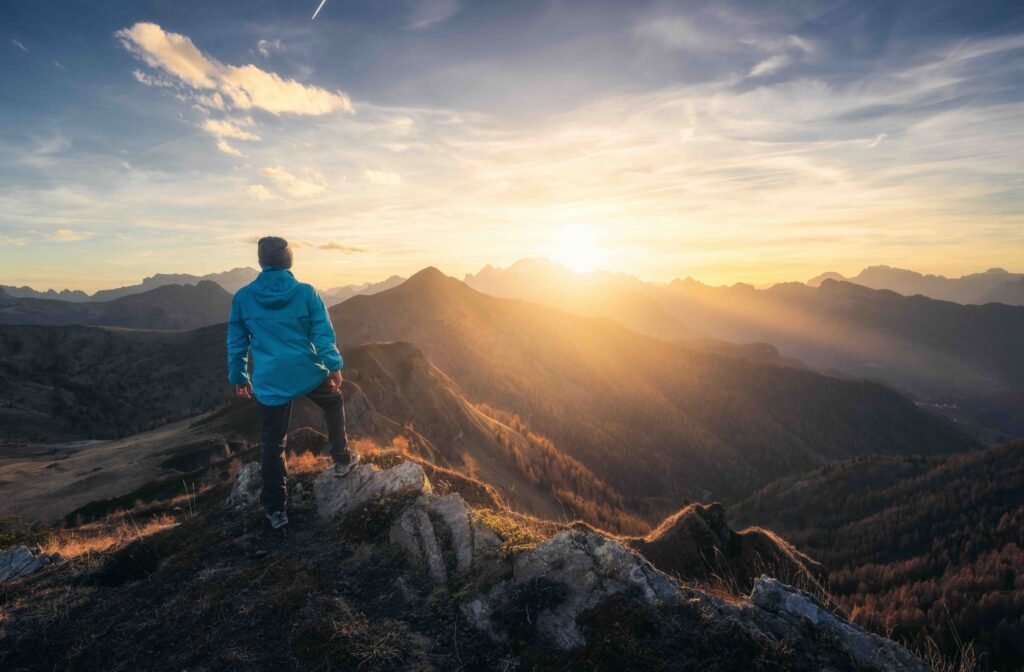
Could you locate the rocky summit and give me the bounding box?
[225,459,930,671]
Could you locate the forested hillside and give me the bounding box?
[734,442,1024,670]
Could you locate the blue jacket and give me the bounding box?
[226,267,343,406]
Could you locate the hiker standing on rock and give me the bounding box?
[227,236,359,529]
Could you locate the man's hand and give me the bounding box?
[327,370,343,392]
[236,382,253,399]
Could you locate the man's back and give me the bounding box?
[227,267,343,406]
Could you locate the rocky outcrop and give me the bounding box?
[463,528,682,649]
[228,460,931,670]
[749,577,930,671]
[313,461,431,518]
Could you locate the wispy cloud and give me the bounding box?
[406,0,461,30]
[256,39,283,58]
[49,229,94,242]
[319,242,367,253]
[364,170,401,185]
[11,38,28,52]
[258,166,327,199]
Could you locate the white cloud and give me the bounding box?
[364,170,402,185]
[749,53,790,77]
[202,117,260,141]
[11,39,28,52]
[406,0,461,30]
[868,133,888,148]
[260,166,327,199]
[49,229,93,241]
[117,23,352,116]
[0,236,28,247]
[245,184,278,201]
[216,139,243,156]
[257,39,284,58]
[634,17,720,53]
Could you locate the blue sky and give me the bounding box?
[2,0,1023,291]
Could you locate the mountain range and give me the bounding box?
[807,265,1024,305]
[466,258,1024,439]
[0,266,1012,667]
[1,267,258,302]
[0,281,233,330]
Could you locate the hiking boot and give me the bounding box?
[266,510,289,529]
[332,448,360,477]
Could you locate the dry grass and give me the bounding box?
[286,451,332,475]
[40,513,178,560]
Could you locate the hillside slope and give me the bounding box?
[331,268,975,516]
[733,441,1024,670]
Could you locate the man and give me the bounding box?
[227,236,358,530]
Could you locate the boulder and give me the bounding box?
[389,507,447,586]
[425,493,474,573]
[226,461,261,509]
[749,576,931,672]
[314,461,431,519]
[464,529,682,650]
[0,546,45,583]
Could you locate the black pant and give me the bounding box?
[258,377,349,512]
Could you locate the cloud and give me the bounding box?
[245,185,278,201]
[868,133,888,148]
[749,53,790,78]
[634,17,721,53]
[406,0,461,30]
[117,23,352,116]
[318,242,367,254]
[364,170,402,185]
[202,117,260,141]
[11,38,28,52]
[259,166,327,199]
[49,229,93,242]
[0,236,28,247]
[257,39,284,58]
[216,139,243,156]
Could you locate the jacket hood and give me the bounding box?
[249,268,302,309]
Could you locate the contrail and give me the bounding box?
[311,0,327,20]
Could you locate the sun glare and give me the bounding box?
[545,226,610,273]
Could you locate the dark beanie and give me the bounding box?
[258,236,293,269]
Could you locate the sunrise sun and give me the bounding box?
[545,226,610,273]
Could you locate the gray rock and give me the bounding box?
[426,493,474,573]
[389,507,448,586]
[226,461,261,508]
[750,576,931,672]
[0,546,45,583]
[314,461,431,519]
[466,529,682,650]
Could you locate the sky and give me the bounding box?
[2,0,1023,292]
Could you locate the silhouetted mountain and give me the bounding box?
[321,274,406,306]
[330,268,974,518]
[809,265,1024,305]
[0,281,233,330]
[733,441,1024,670]
[0,285,91,302]
[91,267,258,300]
[3,267,259,303]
